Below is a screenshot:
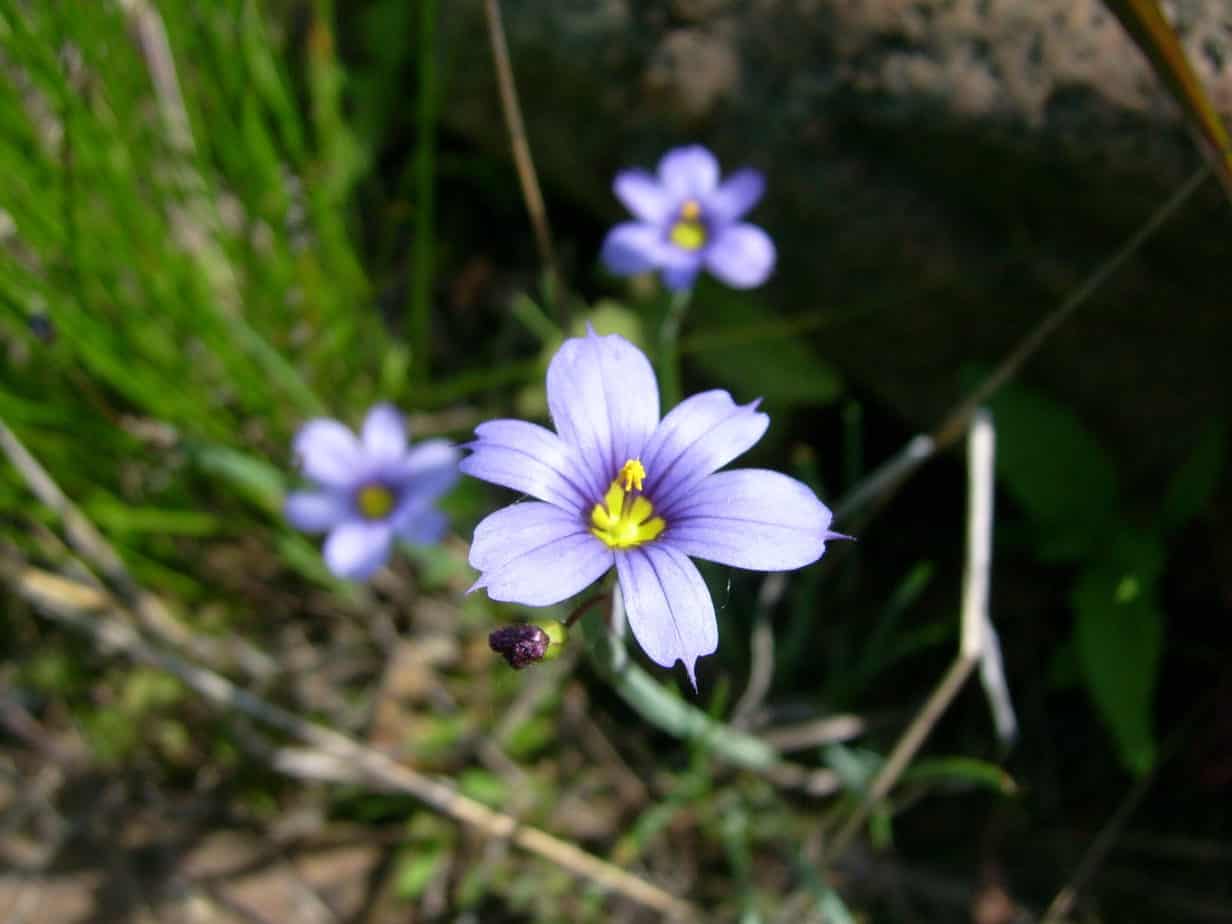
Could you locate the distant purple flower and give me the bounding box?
[286,404,460,581]
[461,328,840,687]
[600,144,776,291]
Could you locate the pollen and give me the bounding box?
[355,482,395,520]
[669,199,707,251]
[590,466,665,549]
[618,458,646,492]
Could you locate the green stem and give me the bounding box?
[579,587,780,771]
[410,0,439,385]
[656,287,693,408]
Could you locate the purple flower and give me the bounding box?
[600,144,776,291]
[461,328,839,687]
[285,404,461,581]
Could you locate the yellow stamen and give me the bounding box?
[590,459,665,549]
[618,458,646,492]
[669,200,707,251]
[355,483,395,520]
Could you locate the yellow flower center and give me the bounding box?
[590,458,665,549]
[355,482,395,520]
[668,199,707,251]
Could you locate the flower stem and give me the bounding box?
[578,587,780,771]
[564,591,609,628]
[657,287,694,408]
[410,0,439,385]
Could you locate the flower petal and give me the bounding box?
[546,329,660,491]
[397,507,449,545]
[361,403,407,462]
[662,469,834,570]
[642,389,769,504]
[323,520,394,580]
[614,169,672,223]
[389,438,460,498]
[293,419,362,488]
[657,145,719,199]
[704,223,776,289]
[601,222,663,276]
[469,502,613,605]
[703,167,765,223]
[661,261,701,292]
[285,490,351,533]
[460,419,591,511]
[615,544,716,690]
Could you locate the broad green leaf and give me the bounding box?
[1101,0,1232,196]
[987,382,1119,560]
[1073,530,1165,775]
[686,289,842,406]
[1162,422,1226,530]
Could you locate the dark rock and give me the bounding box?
[441,0,1232,491]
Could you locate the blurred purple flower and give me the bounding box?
[286,404,460,581]
[600,144,776,291]
[461,327,840,688]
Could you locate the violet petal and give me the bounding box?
[293,419,363,488]
[361,403,408,462]
[460,419,592,511]
[389,438,460,494]
[660,261,702,291]
[704,223,776,289]
[703,167,766,224]
[663,469,834,570]
[601,222,664,276]
[642,389,769,504]
[284,490,350,533]
[657,145,720,200]
[546,328,659,487]
[614,169,672,224]
[469,502,613,606]
[615,544,717,690]
[396,507,448,545]
[323,520,394,580]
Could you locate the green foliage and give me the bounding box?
[1162,422,1226,530]
[987,381,1118,561]
[685,287,843,406]
[1072,534,1165,776]
[988,380,1186,775]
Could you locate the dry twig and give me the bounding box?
[1,554,696,921]
[828,410,1003,857]
[482,0,566,322]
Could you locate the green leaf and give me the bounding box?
[987,382,1119,560]
[686,289,842,406]
[1162,422,1226,531]
[902,757,1019,795]
[393,844,447,901]
[1073,530,1165,775]
[457,768,510,808]
[190,443,285,515]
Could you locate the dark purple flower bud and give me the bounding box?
[489,623,551,669]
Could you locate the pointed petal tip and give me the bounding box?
[825,530,856,543]
[682,658,701,694]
